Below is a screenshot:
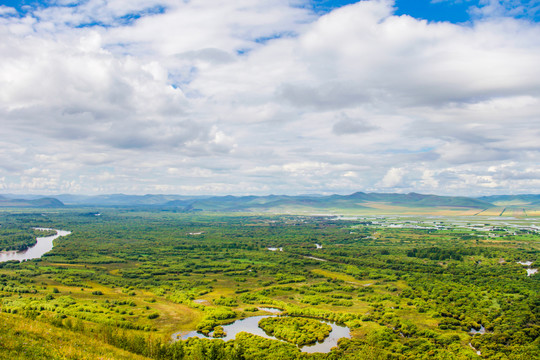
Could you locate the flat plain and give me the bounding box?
[0,209,538,359]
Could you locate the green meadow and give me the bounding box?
[0,209,538,359]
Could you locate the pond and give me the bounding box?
[517,261,537,277]
[527,268,538,276]
[469,325,486,335]
[172,312,350,354]
[0,228,71,263]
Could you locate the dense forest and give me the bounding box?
[0,225,56,251]
[259,317,332,345]
[0,209,538,359]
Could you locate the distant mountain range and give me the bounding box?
[0,195,64,208]
[156,192,494,211]
[477,194,540,206]
[1,192,539,215]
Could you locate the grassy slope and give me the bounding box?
[18,267,205,336]
[0,312,150,360]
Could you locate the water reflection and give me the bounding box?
[172,315,351,354]
[0,229,71,263]
[469,325,485,335]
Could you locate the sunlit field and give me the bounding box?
[0,209,538,359]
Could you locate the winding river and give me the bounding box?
[0,228,71,263]
[172,309,350,354]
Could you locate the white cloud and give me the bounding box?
[378,167,407,188]
[421,169,439,189]
[0,6,16,16]
[0,0,538,195]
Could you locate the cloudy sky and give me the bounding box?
[1,0,539,196]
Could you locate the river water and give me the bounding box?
[0,228,71,262]
[173,312,350,353]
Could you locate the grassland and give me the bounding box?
[0,312,150,360]
[0,209,538,359]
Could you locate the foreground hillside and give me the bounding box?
[0,312,150,360]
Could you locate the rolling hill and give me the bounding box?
[477,194,540,206]
[0,196,64,208]
[4,192,540,215]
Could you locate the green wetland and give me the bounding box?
[0,209,538,359]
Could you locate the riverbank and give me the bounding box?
[0,229,71,263]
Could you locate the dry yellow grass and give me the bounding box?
[355,202,482,216]
[312,268,359,283]
[477,207,505,216]
[152,301,203,334]
[311,268,374,286]
[509,208,527,217]
[269,203,496,216]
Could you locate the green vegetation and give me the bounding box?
[0,227,36,251]
[259,317,332,345]
[0,226,55,251]
[0,312,149,360]
[0,209,538,359]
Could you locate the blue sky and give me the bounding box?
[0,0,539,196]
[312,0,472,21]
[394,0,477,23]
[3,0,539,23]
[0,0,42,11]
[313,0,540,22]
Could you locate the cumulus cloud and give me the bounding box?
[0,0,538,195]
[378,168,407,188]
[470,0,540,19]
[0,6,16,16]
